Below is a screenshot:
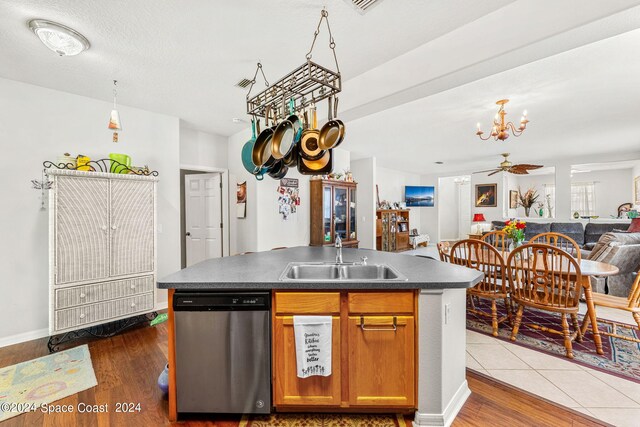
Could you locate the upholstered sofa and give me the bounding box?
[490,221,639,297]
[490,221,630,248]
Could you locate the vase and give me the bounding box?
[524,207,530,217]
[158,363,169,394]
[509,239,524,253]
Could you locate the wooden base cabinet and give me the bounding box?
[273,292,342,407]
[273,316,342,406]
[272,291,416,410]
[348,316,415,406]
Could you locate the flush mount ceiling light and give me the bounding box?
[28,19,90,56]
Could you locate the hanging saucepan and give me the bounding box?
[271,98,301,160]
[299,107,325,160]
[242,119,267,180]
[268,159,289,179]
[318,96,345,150]
[252,106,278,169]
[283,143,298,167]
[297,148,333,175]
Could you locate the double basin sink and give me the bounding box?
[279,262,408,282]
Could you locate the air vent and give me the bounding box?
[344,0,383,13]
[235,78,252,89]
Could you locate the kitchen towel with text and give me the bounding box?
[293,316,332,378]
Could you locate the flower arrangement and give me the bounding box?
[503,219,526,245]
[517,187,540,217]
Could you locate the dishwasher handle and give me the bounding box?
[173,292,270,311]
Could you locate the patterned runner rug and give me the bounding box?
[467,299,640,383]
[0,344,97,422]
[240,413,409,427]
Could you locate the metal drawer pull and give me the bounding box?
[360,315,397,331]
[131,302,136,307]
[79,293,86,298]
[130,285,136,290]
[79,313,85,319]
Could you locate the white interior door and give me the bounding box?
[185,173,222,267]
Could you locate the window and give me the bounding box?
[571,183,595,216]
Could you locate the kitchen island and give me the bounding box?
[158,247,483,427]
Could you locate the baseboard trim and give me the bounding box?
[413,380,471,427]
[155,301,168,311]
[0,328,49,349]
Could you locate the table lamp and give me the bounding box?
[472,213,487,234]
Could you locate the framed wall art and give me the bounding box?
[475,184,497,207]
[509,190,518,209]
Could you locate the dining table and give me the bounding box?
[451,246,619,355]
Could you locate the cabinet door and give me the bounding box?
[55,176,109,285]
[348,315,415,407]
[349,187,357,240]
[334,186,348,240]
[322,185,333,244]
[110,180,154,277]
[273,316,341,407]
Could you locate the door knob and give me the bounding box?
[186,232,191,236]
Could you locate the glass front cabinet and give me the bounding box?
[310,179,358,248]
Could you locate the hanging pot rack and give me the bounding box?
[245,9,341,120]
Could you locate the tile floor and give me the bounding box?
[403,247,640,426]
[465,305,640,427]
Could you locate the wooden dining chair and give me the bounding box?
[481,230,509,252]
[437,241,451,262]
[507,243,585,358]
[451,239,512,336]
[530,232,582,261]
[580,270,640,343]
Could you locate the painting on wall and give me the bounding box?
[236,181,247,218]
[475,184,497,207]
[509,190,519,209]
[635,176,640,205]
[405,186,435,207]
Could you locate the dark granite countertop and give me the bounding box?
[157,247,483,290]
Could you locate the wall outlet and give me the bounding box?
[444,303,451,324]
[157,223,163,233]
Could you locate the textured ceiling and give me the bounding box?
[0,0,512,135]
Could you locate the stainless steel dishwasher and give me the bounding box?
[173,292,271,414]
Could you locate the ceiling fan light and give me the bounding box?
[28,19,90,56]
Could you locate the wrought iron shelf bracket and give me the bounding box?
[43,159,159,176]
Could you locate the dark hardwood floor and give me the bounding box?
[0,322,610,427]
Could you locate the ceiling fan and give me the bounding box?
[474,153,543,176]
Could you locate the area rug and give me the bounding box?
[0,344,97,422]
[466,299,640,383]
[240,413,409,427]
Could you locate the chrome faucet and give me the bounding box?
[335,234,343,264]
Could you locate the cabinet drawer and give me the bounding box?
[348,291,414,314]
[55,292,154,331]
[274,292,340,315]
[55,275,154,310]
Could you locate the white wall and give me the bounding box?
[376,166,422,233]
[0,77,180,346]
[508,172,556,218]
[351,157,376,249]
[570,168,633,218]
[634,161,640,207]
[438,176,459,240]
[179,125,228,169]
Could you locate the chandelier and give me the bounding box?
[476,99,529,141]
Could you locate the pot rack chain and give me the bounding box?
[306,9,340,75]
[245,62,270,101]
